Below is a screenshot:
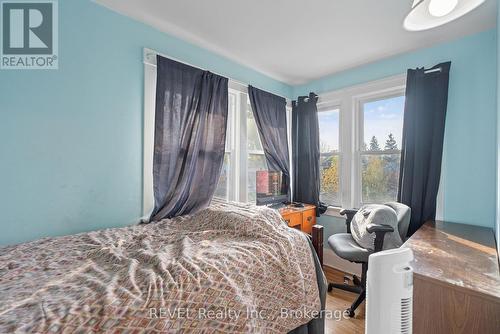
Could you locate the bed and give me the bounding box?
[0,201,326,333]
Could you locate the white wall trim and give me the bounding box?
[435,158,446,220]
[142,55,156,218]
[317,74,407,106]
[323,247,362,276]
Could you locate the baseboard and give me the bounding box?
[323,247,362,276]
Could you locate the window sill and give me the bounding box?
[323,206,345,218]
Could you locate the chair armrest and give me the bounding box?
[339,209,358,216]
[366,224,394,252]
[339,209,358,234]
[366,223,394,234]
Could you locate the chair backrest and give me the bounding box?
[384,202,411,240]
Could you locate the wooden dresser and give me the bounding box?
[278,204,316,234]
[404,221,500,334]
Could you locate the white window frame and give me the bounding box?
[226,81,292,203]
[143,56,156,217]
[319,74,444,218]
[319,75,406,215]
[221,88,238,201]
[229,81,253,203]
[354,88,406,207]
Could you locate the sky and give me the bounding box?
[318,109,340,152]
[363,95,405,149]
[318,95,405,152]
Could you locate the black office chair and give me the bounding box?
[327,202,411,317]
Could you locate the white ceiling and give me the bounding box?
[95,0,496,85]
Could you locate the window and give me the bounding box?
[214,92,237,200]
[214,153,231,199]
[318,108,341,206]
[142,53,290,215]
[315,75,406,210]
[214,85,288,204]
[360,95,404,204]
[246,104,266,203]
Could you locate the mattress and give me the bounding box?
[0,201,323,333]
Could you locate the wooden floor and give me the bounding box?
[323,266,365,334]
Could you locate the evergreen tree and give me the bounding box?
[383,133,399,199]
[384,133,398,150]
[369,136,380,151]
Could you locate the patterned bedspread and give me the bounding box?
[0,202,321,333]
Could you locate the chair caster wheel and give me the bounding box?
[347,309,355,318]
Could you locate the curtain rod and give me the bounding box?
[143,48,290,101]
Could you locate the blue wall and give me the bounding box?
[497,1,500,249]
[0,0,292,246]
[296,30,498,234]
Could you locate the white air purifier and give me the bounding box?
[365,247,414,334]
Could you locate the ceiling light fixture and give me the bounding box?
[404,0,486,31]
[428,0,458,17]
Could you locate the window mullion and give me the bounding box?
[228,92,238,201]
[237,92,248,202]
[354,97,363,208]
[343,95,356,209]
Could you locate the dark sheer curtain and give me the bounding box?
[150,56,228,222]
[292,93,325,215]
[248,86,290,199]
[398,62,451,236]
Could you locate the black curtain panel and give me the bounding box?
[292,93,325,215]
[248,86,290,199]
[398,62,451,236]
[150,56,228,222]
